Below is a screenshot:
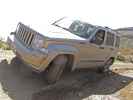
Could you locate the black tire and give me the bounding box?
[46,55,68,84]
[11,56,22,66]
[97,58,114,73]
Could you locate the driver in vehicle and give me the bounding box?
[92,30,105,45]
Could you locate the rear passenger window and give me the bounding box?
[115,36,120,48]
[106,32,115,46]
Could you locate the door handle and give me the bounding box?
[99,46,104,49]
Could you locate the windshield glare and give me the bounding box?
[53,18,96,39]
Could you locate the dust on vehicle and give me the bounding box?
[7,18,120,83]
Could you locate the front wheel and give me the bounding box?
[46,55,68,84]
[11,56,22,66]
[97,58,114,73]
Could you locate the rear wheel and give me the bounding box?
[97,58,114,73]
[46,55,68,84]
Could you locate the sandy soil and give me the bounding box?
[0,50,133,100]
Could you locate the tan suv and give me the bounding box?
[7,18,120,83]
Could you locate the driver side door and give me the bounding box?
[82,28,108,68]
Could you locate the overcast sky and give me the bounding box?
[0,0,133,39]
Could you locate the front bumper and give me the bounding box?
[7,35,48,72]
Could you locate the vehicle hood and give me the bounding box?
[39,25,85,40]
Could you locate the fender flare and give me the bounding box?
[39,44,79,72]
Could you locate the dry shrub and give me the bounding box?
[0,41,11,50]
[117,48,133,63]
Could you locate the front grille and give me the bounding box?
[15,23,36,47]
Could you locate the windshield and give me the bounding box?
[52,18,96,39]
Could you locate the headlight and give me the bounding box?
[32,34,44,48]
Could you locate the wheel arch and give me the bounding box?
[110,57,115,63]
[46,53,76,72]
[40,44,79,72]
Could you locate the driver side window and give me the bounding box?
[90,29,105,45]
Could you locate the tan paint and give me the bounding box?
[8,22,120,72]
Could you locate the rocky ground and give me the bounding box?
[0,50,133,100]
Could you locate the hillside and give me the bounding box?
[116,27,133,48]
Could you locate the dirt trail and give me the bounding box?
[0,51,133,100]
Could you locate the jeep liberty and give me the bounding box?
[7,18,120,83]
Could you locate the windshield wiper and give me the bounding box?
[52,17,66,25]
[53,24,70,32]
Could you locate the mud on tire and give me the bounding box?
[46,55,68,84]
[97,58,114,73]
